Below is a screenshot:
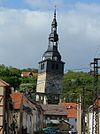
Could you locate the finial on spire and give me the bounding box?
[54,5,56,19]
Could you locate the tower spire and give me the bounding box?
[48,7,58,43]
[54,5,56,19]
[42,8,61,61]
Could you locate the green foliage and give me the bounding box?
[0,65,21,89]
[19,77,37,91]
[0,64,37,92]
[0,76,21,89]
[47,94,59,104]
[20,68,38,73]
[1,64,99,109]
[62,71,93,108]
[19,76,37,101]
[20,83,34,91]
[20,76,37,84]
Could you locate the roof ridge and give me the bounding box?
[0,79,10,87]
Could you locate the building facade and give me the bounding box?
[0,80,13,134]
[60,102,77,132]
[11,91,44,134]
[11,91,34,134]
[41,104,67,127]
[86,97,100,134]
[36,9,64,104]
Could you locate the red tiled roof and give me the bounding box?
[10,92,34,110]
[21,71,38,77]
[21,72,32,77]
[59,102,77,118]
[10,92,23,109]
[0,80,10,87]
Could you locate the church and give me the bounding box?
[36,9,65,104]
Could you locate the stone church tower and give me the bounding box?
[36,9,64,104]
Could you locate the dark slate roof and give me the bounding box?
[41,104,67,116]
[43,47,61,61]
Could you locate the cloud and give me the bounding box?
[0,3,100,71]
[59,3,100,70]
[0,8,51,68]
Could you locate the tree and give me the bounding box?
[62,71,93,109]
[0,65,21,89]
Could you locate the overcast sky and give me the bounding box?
[0,0,100,71]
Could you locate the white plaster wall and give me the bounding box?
[88,112,96,134]
[23,112,27,129]
[23,111,33,134]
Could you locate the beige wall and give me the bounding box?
[36,73,46,93]
[0,87,4,94]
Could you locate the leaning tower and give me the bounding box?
[36,9,64,104]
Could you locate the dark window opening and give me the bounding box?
[56,64,58,70]
[52,63,55,70]
[41,63,44,70]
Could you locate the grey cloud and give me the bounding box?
[0,4,100,71]
[0,8,50,68]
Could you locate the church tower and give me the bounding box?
[36,9,64,104]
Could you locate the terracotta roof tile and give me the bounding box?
[21,72,32,77]
[11,91,35,110]
[21,71,38,77]
[59,102,77,118]
[10,92,23,109]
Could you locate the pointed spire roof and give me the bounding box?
[42,8,61,61]
[49,6,58,42]
[54,5,56,18]
[52,6,57,28]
